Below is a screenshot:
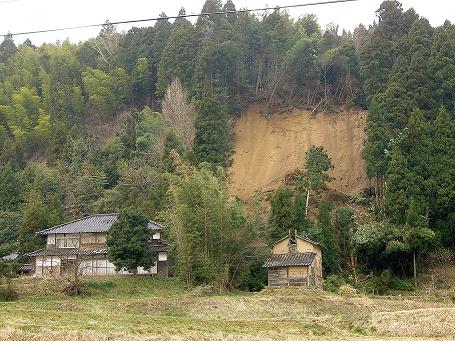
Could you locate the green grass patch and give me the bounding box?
[303,322,330,335]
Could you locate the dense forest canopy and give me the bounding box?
[0,0,454,288]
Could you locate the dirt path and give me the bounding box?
[229,105,369,200]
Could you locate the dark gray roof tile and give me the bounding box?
[263,252,316,268]
[26,248,108,257]
[37,214,164,235]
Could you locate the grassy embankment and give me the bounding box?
[0,276,454,340]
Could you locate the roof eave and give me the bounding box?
[295,234,325,248]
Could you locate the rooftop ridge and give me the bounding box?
[36,213,163,235]
[36,214,113,235]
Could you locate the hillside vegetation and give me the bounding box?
[1,276,454,340]
[0,0,454,308]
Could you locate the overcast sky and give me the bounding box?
[1,0,454,45]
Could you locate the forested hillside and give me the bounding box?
[0,0,454,288]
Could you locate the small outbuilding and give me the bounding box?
[263,233,323,287]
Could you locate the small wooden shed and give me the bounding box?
[263,233,323,287]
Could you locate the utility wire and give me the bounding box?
[0,0,22,4]
[1,0,358,37]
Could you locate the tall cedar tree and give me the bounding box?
[193,96,232,168]
[318,199,340,274]
[0,164,22,212]
[293,191,311,234]
[0,211,21,257]
[269,187,294,241]
[156,17,199,95]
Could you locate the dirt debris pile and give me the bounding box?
[229,105,369,201]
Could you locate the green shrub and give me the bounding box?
[0,283,18,301]
[323,274,345,293]
[246,263,267,292]
[355,271,390,295]
[389,278,414,291]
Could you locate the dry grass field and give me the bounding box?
[0,276,454,340]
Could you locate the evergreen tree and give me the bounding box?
[405,18,434,110]
[405,198,435,287]
[0,211,21,256]
[193,96,232,168]
[286,37,320,104]
[359,0,416,102]
[0,35,17,64]
[132,58,152,104]
[18,191,48,253]
[296,14,321,37]
[74,165,107,216]
[363,99,391,207]
[157,17,199,95]
[317,199,340,274]
[0,164,22,212]
[151,14,172,66]
[384,146,411,223]
[430,107,455,243]
[223,0,237,25]
[293,191,310,234]
[429,22,455,110]
[107,209,155,273]
[269,187,294,241]
[386,109,432,223]
[302,146,333,214]
[332,206,354,269]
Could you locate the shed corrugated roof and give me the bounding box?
[263,252,316,268]
[37,214,164,235]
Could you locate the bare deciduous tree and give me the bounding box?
[423,248,455,295]
[91,21,121,68]
[162,78,196,151]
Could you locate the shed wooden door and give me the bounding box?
[268,267,288,286]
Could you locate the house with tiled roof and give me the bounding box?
[27,213,170,277]
[263,232,323,287]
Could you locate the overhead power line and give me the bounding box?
[0,0,22,4]
[1,0,358,37]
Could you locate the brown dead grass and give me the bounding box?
[371,307,455,338]
[0,328,277,341]
[1,278,455,340]
[229,105,369,201]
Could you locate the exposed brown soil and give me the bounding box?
[229,104,369,201]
